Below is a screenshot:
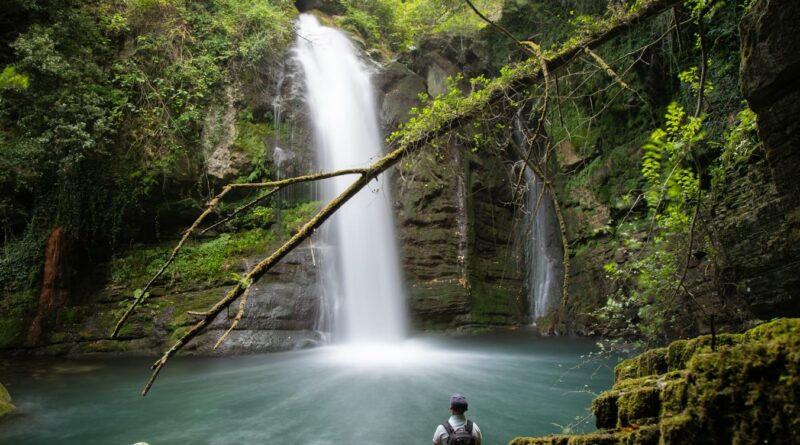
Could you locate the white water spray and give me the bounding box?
[525,170,562,320]
[294,14,407,344]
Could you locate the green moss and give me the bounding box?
[514,319,800,445]
[614,347,667,380]
[617,386,660,427]
[110,228,274,286]
[620,425,659,445]
[657,372,688,416]
[658,413,699,444]
[592,392,619,429]
[0,289,37,349]
[509,436,570,445]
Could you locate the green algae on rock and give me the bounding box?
[510,318,800,445]
[0,383,15,418]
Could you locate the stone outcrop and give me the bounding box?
[202,83,250,182]
[731,0,800,317]
[385,38,527,331]
[510,318,800,444]
[376,61,427,133]
[26,246,322,355]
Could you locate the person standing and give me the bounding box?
[432,393,482,445]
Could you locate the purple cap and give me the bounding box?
[450,393,468,410]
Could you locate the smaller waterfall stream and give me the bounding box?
[294,14,407,344]
[514,118,564,322]
[524,171,563,320]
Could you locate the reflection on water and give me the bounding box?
[0,331,617,445]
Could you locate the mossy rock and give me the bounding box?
[0,383,15,418]
[511,319,800,445]
[614,347,667,381]
[616,386,660,427]
[509,436,570,445]
[592,392,619,429]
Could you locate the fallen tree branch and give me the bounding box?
[583,47,642,102]
[139,0,682,395]
[111,167,370,338]
[199,188,280,236]
[213,284,252,350]
[463,0,537,57]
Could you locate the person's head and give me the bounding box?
[449,393,468,415]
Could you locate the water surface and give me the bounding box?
[0,332,616,445]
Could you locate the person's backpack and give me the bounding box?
[441,420,476,445]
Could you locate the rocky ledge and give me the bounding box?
[510,318,800,445]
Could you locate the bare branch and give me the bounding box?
[111,168,369,338]
[213,285,252,350]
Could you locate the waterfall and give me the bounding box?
[294,14,407,344]
[514,119,564,322]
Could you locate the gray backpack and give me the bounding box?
[441,420,475,445]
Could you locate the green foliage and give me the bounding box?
[714,106,760,173]
[0,289,37,349]
[110,200,319,286]
[277,201,321,238]
[0,230,46,292]
[0,66,28,90]
[641,102,702,213]
[598,25,756,344]
[0,0,296,289]
[234,113,275,182]
[337,0,502,51]
[111,228,273,286]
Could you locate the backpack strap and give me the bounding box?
[465,420,473,434]
[441,421,455,435]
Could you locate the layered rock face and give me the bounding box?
[380,37,528,331]
[510,318,800,445]
[731,0,800,317]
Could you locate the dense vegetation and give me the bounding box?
[0,0,790,351]
[0,0,297,292]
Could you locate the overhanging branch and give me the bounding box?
[139,0,682,395]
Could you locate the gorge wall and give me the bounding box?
[2,0,799,355]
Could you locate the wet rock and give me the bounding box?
[556,140,584,169]
[424,52,461,97]
[376,61,426,132]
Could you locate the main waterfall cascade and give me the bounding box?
[293,14,408,344]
